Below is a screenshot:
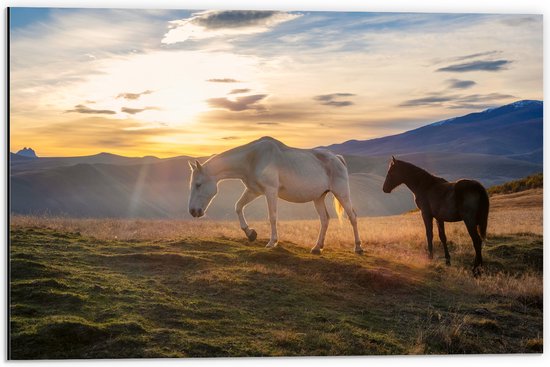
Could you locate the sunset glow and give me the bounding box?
[9,8,542,157]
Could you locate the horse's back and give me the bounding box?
[454,179,485,198]
[454,179,488,214]
[248,138,336,201]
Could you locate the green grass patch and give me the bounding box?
[9,227,542,358]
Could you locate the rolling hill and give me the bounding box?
[9,152,168,174]
[9,100,543,219]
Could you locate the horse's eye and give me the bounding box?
[195,183,201,189]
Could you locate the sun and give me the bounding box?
[48,50,262,127]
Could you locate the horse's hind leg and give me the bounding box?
[264,189,279,248]
[436,219,451,266]
[464,217,483,277]
[311,193,329,255]
[333,193,363,254]
[235,188,260,241]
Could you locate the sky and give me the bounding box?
[9,8,542,158]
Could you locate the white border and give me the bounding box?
[1,1,547,366]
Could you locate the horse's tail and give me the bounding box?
[333,195,344,224]
[333,154,347,224]
[477,186,489,240]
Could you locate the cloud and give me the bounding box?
[400,92,515,108]
[314,93,356,107]
[206,78,241,83]
[501,16,540,27]
[437,59,511,72]
[65,104,116,115]
[448,93,516,108]
[228,88,251,94]
[197,101,311,131]
[121,106,159,114]
[446,79,476,89]
[450,50,501,62]
[221,136,239,140]
[399,96,453,107]
[162,10,301,44]
[207,94,267,112]
[116,90,153,100]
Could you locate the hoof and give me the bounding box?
[472,267,482,278]
[265,242,278,249]
[428,253,434,260]
[355,247,364,255]
[445,260,451,266]
[310,248,322,255]
[246,229,257,242]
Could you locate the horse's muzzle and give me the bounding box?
[189,208,204,217]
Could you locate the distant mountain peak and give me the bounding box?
[507,100,542,109]
[16,147,38,158]
[429,99,542,127]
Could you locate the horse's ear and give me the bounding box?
[188,160,196,170]
[195,160,202,171]
[391,156,396,164]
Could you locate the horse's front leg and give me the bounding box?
[235,188,260,241]
[421,211,434,259]
[264,189,279,248]
[436,219,451,266]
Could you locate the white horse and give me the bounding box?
[188,136,363,254]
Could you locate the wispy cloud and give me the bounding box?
[399,96,453,107]
[65,104,116,115]
[400,92,515,108]
[450,50,501,62]
[228,88,251,94]
[116,90,153,100]
[121,106,160,114]
[207,94,267,112]
[314,93,356,107]
[162,10,301,44]
[437,59,511,72]
[446,79,476,89]
[207,78,240,83]
[501,16,540,27]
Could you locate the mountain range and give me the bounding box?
[325,100,542,163]
[10,100,543,220]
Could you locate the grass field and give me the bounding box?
[9,190,543,358]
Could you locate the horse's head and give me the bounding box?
[188,160,217,218]
[383,156,404,193]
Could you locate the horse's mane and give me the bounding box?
[396,160,447,185]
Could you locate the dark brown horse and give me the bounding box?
[382,157,489,276]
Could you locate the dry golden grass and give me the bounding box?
[10,202,541,262]
[9,206,541,247]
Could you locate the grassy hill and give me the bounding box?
[9,190,542,358]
